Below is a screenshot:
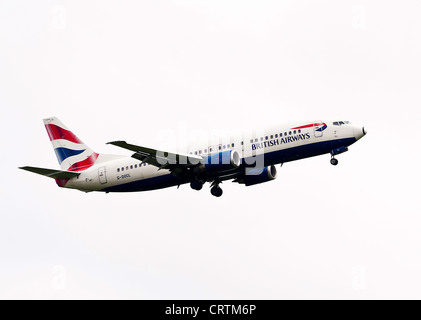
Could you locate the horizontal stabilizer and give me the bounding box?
[19,166,80,179]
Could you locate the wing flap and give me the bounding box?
[19,166,80,179]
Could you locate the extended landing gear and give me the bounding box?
[210,186,223,197]
[191,179,224,197]
[330,157,339,166]
[190,180,203,191]
[210,179,223,197]
[330,146,348,166]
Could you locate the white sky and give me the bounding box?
[1,0,420,299]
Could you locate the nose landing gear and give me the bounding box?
[330,146,348,166]
[330,157,339,166]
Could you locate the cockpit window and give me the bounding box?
[333,121,351,126]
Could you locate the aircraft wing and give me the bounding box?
[19,166,80,179]
[107,141,203,172]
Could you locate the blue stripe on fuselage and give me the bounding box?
[100,137,357,193]
[254,137,357,166]
[101,173,189,193]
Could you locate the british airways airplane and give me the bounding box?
[19,117,366,197]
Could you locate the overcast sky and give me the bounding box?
[1,0,420,299]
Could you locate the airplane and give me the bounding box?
[19,117,366,197]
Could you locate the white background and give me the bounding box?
[1,0,420,299]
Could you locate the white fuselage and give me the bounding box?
[62,120,365,193]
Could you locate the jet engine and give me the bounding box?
[241,165,277,186]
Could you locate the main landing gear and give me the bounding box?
[210,179,223,197]
[190,180,223,197]
[190,180,203,191]
[191,179,223,197]
[210,185,223,197]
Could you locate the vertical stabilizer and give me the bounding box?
[43,117,99,171]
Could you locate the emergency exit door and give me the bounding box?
[313,122,324,138]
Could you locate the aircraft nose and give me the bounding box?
[354,126,366,140]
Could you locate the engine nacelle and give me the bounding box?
[194,150,240,176]
[242,165,277,186]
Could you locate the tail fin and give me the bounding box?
[43,117,99,171]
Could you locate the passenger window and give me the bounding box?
[195,151,198,155]
[275,134,278,138]
[241,141,244,145]
[121,167,124,171]
[250,139,253,144]
[280,133,283,137]
[260,137,263,141]
[204,149,207,153]
[135,164,137,168]
[289,131,292,135]
[223,145,226,149]
[130,165,133,169]
[219,146,222,150]
[265,136,268,140]
[298,129,301,133]
[209,147,213,152]
[117,168,120,172]
[270,135,273,139]
[293,130,296,134]
[255,138,258,143]
[284,132,287,136]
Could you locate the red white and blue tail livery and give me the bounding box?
[44,117,99,172]
[20,118,367,197]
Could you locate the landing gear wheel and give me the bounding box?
[330,158,339,166]
[210,186,223,197]
[190,180,203,191]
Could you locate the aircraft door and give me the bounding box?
[98,167,107,184]
[314,122,324,138]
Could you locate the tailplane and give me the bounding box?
[43,117,99,171]
[19,166,80,179]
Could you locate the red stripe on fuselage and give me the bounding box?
[45,124,84,144]
[292,123,325,129]
[68,153,99,171]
